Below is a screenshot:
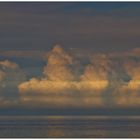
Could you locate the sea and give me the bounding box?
[0,115,140,138]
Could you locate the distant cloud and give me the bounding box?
[1,45,140,107]
[1,2,140,108]
[0,60,26,106]
[18,45,140,108]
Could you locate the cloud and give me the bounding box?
[19,45,105,108]
[124,59,140,80]
[0,60,26,106]
[113,55,140,107]
[18,45,140,108]
[19,79,104,108]
[80,54,110,81]
[104,49,140,107]
[43,45,76,81]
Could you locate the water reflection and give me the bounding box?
[0,116,140,138]
[47,117,65,138]
[45,116,140,138]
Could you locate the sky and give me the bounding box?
[0,2,140,52]
[0,2,140,115]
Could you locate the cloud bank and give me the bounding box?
[18,45,140,108]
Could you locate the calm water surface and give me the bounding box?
[0,116,140,138]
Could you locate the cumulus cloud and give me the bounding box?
[106,49,140,107]
[112,56,140,107]
[80,54,109,81]
[18,45,140,108]
[19,79,103,107]
[19,45,104,107]
[43,45,75,81]
[0,60,26,106]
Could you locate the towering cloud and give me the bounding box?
[43,45,75,81]
[81,54,109,81]
[19,45,103,107]
[18,45,140,108]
